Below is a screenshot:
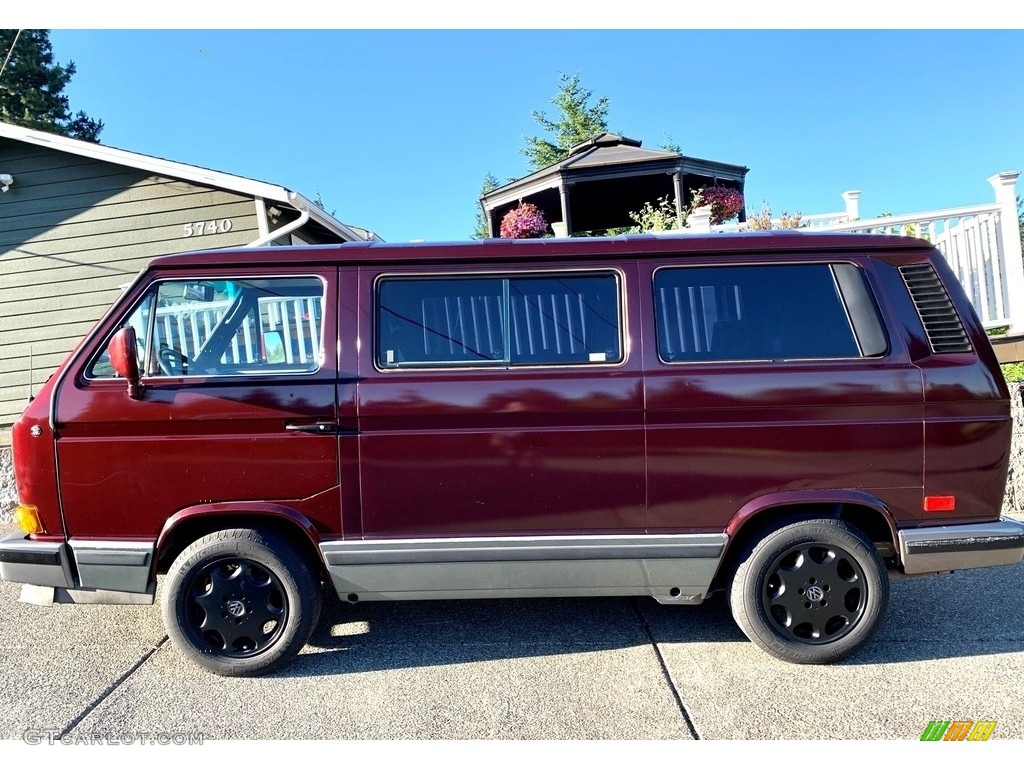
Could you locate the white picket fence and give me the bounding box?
[155,296,322,365]
[687,171,1024,335]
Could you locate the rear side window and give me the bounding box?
[654,263,887,363]
[377,272,622,368]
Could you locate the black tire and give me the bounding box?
[729,518,888,664]
[162,528,322,676]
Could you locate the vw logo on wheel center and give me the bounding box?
[805,585,824,602]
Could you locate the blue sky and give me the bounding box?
[38,29,1024,242]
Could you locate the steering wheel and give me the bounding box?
[157,346,188,376]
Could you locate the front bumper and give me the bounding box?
[0,535,74,588]
[899,518,1024,575]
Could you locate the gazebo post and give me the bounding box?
[672,170,684,228]
[559,179,573,236]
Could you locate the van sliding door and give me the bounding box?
[354,264,645,537]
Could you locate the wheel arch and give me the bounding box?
[155,503,327,580]
[711,491,898,594]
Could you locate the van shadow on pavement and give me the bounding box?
[276,560,1024,678]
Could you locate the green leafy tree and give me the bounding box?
[0,29,103,142]
[472,172,501,239]
[521,72,609,170]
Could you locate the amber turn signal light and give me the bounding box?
[923,496,956,513]
[13,504,44,535]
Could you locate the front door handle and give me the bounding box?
[285,421,340,435]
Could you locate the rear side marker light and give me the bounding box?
[924,496,956,513]
[14,504,44,535]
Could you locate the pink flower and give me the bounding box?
[500,202,549,239]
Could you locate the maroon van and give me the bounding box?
[2,232,1022,676]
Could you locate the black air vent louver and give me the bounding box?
[899,263,972,353]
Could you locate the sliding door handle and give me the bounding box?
[285,421,340,435]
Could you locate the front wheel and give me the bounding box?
[729,518,889,664]
[162,528,322,676]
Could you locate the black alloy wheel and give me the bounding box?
[184,558,288,656]
[759,540,867,644]
[162,528,322,676]
[730,518,889,664]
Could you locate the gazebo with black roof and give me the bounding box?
[481,132,749,236]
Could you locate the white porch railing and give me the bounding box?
[686,171,1024,335]
[815,203,1012,329]
[154,296,323,365]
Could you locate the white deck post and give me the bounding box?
[989,171,1024,335]
[842,190,861,221]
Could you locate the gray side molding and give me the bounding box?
[320,533,727,604]
[70,540,155,593]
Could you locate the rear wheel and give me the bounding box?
[162,528,322,676]
[729,518,888,664]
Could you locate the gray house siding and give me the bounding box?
[0,140,260,429]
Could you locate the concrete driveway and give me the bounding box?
[1,522,1022,742]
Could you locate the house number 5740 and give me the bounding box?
[183,220,233,237]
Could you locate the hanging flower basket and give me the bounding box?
[500,202,549,239]
[696,186,744,225]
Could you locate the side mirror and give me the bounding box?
[109,327,143,399]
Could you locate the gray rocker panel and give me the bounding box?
[319,533,727,604]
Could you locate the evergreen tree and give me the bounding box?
[0,29,104,142]
[521,72,609,170]
[471,73,611,238]
[471,172,501,239]
[312,189,337,218]
[1018,195,1023,252]
[659,133,682,154]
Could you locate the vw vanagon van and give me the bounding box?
[2,232,1022,676]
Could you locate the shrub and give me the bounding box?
[1002,362,1024,383]
[744,203,802,230]
[628,195,681,232]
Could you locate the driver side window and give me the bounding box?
[87,276,325,379]
[147,281,237,376]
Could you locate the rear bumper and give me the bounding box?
[0,534,154,594]
[0,535,74,588]
[899,519,1024,575]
